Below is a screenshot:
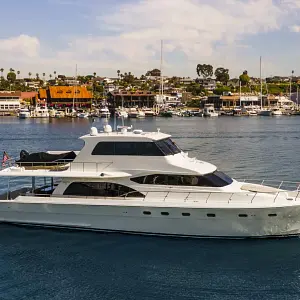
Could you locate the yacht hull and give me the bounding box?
[0,200,300,238]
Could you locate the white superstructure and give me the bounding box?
[0,125,300,238]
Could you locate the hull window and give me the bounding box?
[63,182,144,198]
[268,213,277,217]
[207,213,216,217]
[161,212,169,216]
[131,171,233,187]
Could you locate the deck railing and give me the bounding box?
[1,159,113,173]
[5,188,300,205]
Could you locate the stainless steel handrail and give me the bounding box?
[5,188,300,204]
[2,160,114,172]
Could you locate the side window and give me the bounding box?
[92,142,115,155]
[63,182,144,197]
[136,142,164,156]
[115,142,136,155]
[131,173,233,187]
[155,140,173,155]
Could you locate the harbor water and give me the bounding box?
[0,116,300,299]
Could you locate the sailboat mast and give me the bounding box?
[160,40,163,104]
[260,56,262,109]
[72,64,77,110]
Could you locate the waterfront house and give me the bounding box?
[38,86,92,107]
[0,91,21,115]
[107,90,156,108]
[197,79,217,91]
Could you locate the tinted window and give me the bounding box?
[155,140,173,155]
[92,142,164,156]
[131,171,233,187]
[164,138,181,154]
[115,142,135,155]
[92,142,115,155]
[64,182,144,197]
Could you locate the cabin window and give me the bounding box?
[238,214,248,217]
[131,171,233,187]
[63,182,144,198]
[143,211,151,215]
[92,142,164,156]
[161,212,169,216]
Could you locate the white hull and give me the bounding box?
[204,112,218,117]
[19,112,30,119]
[1,197,300,238]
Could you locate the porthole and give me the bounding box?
[143,211,151,215]
[182,213,190,216]
[268,213,277,217]
[207,213,216,217]
[161,212,169,216]
[238,214,248,218]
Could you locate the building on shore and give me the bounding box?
[0,91,21,115]
[38,86,93,108]
[205,94,260,109]
[107,90,156,108]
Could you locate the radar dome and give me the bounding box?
[90,127,98,136]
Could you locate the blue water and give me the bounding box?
[0,116,300,299]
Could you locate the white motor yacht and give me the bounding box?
[203,105,218,117]
[0,125,300,238]
[31,105,49,118]
[99,107,110,118]
[272,108,283,116]
[116,110,128,119]
[259,109,272,116]
[19,108,31,119]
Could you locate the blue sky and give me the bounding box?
[1,0,300,78]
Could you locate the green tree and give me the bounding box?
[117,70,120,78]
[7,71,16,82]
[17,70,20,79]
[0,68,4,78]
[9,68,14,72]
[54,71,57,79]
[239,70,250,86]
[28,72,32,79]
[214,67,230,84]
[145,68,161,77]
[93,72,96,77]
[196,64,213,78]
[36,73,39,80]
[213,86,231,95]
[42,73,46,80]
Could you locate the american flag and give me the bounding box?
[2,151,9,167]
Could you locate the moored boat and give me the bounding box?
[0,125,300,238]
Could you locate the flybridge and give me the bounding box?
[80,125,171,141]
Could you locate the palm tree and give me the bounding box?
[117,70,120,78]
[9,68,14,73]
[17,71,20,80]
[93,72,96,78]
[36,73,39,80]
[42,73,46,81]
[49,74,52,80]
[28,72,32,79]
[0,68,4,78]
[54,71,57,79]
